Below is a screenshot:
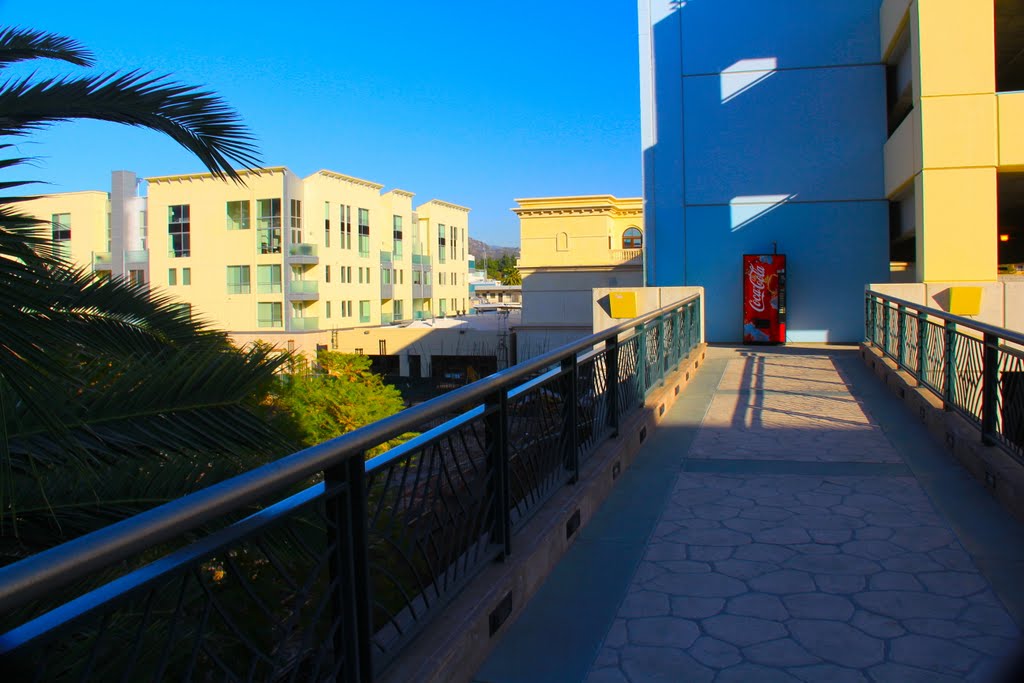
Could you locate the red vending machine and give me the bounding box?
[742,253,786,344]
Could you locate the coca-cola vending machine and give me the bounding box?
[743,254,786,344]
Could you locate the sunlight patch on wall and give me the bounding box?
[729,194,796,232]
[721,58,778,103]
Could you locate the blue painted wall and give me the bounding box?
[640,0,890,342]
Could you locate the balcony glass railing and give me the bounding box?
[412,254,431,266]
[125,249,148,264]
[380,250,392,263]
[93,252,112,267]
[291,317,318,331]
[380,313,394,325]
[288,243,317,258]
[290,280,318,294]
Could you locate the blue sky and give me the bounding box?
[2,0,643,247]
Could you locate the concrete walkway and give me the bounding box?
[475,346,1024,683]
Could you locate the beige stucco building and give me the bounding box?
[513,195,644,360]
[21,169,473,356]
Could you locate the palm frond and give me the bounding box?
[0,71,261,181]
[0,27,93,68]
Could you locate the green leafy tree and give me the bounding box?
[265,352,407,457]
[0,27,289,562]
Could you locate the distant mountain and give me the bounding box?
[469,237,519,261]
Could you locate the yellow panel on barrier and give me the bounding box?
[609,291,638,319]
[948,286,983,316]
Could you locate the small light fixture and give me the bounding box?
[1000,233,1010,242]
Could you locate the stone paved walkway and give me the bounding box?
[476,346,1024,683]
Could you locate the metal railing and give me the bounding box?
[865,290,1024,462]
[0,294,703,682]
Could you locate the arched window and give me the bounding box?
[556,232,569,251]
[622,227,643,249]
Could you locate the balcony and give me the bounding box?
[286,243,318,264]
[287,279,319,301]
[93,251,112,269]
[412,253,431,266]
[380,282,393,300]
[380,313,394,325]
[413,282,433,299]
[125,249,148,264]
[610,248,643,264]
[289,316,318,331]
[380,250,392,263]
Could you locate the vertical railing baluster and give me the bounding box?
[636,322,647,397]
[326,456,372,683]
[606,336,619,437]
[897,304,906,369]
[656,314,666,385]
[562,355,580,483]
[485,390,511,558]
[982,333,999,446]
[944,320,957,410]
[917,312,927,384]
[882,301,891,358]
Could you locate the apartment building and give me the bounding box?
[638,0,1024,341]
[21,168,472,350]
[513,195,644,359]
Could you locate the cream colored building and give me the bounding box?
[22,168,473,353]
[513,195,644,360]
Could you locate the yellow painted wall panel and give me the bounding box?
[884,107,920,197]
[919,94,997,169]
[998,92,1024,168]
[916,168,997,281]
[915,0,995,96]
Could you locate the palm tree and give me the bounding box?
[0,27,292,563]
[501,267,522,286]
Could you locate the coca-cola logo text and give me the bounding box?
[748,263,767,313]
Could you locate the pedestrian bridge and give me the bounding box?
[0,292,1021,682]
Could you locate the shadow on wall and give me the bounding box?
[643,0,890,343]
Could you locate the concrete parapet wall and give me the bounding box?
[591,286,705,336]
[377,344,708,683]
[869,281,1024,333]
[860,343,1024,524]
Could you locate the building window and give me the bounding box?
[393,215,403,258]
[439,298,447,316]
[413,269,422,285]
[359,300,370,323]
[290,199,302,244]
[226,201,250,230]
[226,265,251,294]
[182,268,191,286]
[622,227,643,249]
[358,267,363,284]
[129,269,146,286]
[347,266,352,283]
[340,205,352,249]
[168,268,177,286]
[168,204,190,257]
[324,201,330,247]
[257,198,282,253]
[556,232,569,251]
[325,301,332,319]
[358,208,370,257]
[51,212,71,259]
[258,302,283,328]
[394,300,403,320]
[257,264,282,293]
[438,223,446,263]
[450,225,457,257]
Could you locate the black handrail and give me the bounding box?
[0,293,700,616]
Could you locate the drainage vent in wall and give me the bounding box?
[612,460,621,480]
[674,384,680,396]
[659,404,665,417]
[639,426,647,443]
[489,592,514,637]
[566,509,581,540]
